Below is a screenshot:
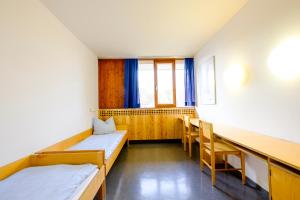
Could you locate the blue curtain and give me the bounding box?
[184,58,196,106]
[124,59,140,108]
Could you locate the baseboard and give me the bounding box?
[129,139,181,144]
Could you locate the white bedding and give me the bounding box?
[68,131,126,160]
[0,164,98,200]
[70,168,98,200]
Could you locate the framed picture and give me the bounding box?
[199,56,216,105]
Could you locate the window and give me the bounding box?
[138,60,155,108]
[154,59,176,107]
[138,59,185,108]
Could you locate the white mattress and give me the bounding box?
[68,131,126,160]
[0,164,98,200]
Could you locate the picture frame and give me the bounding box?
[199,56,216,105]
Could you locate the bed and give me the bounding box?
[68,130,127,174]
[39,125,129,175]
[0,150,106,200]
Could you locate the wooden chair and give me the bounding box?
[199,120,246,186]
[182,115,199,158]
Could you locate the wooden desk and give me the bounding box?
[189,118,300,170]
[188,118,300,200]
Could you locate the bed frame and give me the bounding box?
[0,150,106,200]
[39,125,129,175]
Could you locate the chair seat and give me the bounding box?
[195,137,200,143]
[185,131,198,136]
[204,142,239,153]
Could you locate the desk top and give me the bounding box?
[189,118,300,170]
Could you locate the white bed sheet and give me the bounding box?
[70,168,98,200]
[68,131,126,160]
[0,164,98,200]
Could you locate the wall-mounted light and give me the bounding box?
[268,38,300,80]
[224,64,247,90]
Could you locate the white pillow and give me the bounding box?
[93,117,116,135]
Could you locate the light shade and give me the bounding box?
[268,38,300,80]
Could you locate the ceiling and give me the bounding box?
[41,0,247,58]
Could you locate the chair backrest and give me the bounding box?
[182,115,190,135]
[200,121,215,152]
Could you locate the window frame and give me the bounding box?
[154,59,177,108]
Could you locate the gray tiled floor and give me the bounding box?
[106,143,268,200]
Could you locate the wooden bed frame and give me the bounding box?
[39,125,129,175]
[0,150,106,200]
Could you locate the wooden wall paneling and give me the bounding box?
[164,114,171,138]
[170,115,177,138]
[98,59,124,108]
[132,115,140,139]
[173,116,178,138]
[144,114,152,139]
[176,115,182,138]
[153,114,160,139]
[99,108,195,140]
[153,114,161,140]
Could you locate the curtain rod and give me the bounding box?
[98,57,187,60]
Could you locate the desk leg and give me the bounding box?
[268,158,272,200]
[241,152,246,185]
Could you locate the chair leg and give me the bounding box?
[211,153,216,186]
[200,145,204,171]
[183,135,187,151]
[199,142,202,169]
[241,152,246,185]
[224,154,228,169]
[188,136,192,158]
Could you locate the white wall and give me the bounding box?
[194,0,300,190]
[0,0,98,166]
